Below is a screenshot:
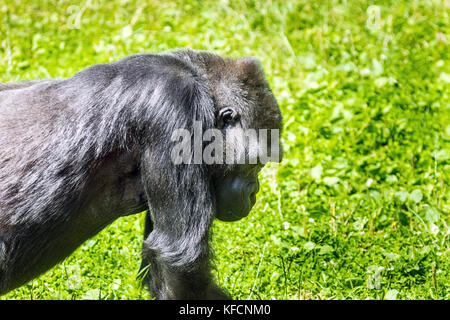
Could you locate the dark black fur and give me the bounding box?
[0,49,282,299]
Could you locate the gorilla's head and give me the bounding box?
[174,52,283,222]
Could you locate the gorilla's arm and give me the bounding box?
[137,76,230,299]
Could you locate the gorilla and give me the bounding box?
[0,49,282,299]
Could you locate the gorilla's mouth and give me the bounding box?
[215,175,260,222]
[247,180,259,207]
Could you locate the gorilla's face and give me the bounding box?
[212,103,281,222]
[214,169,261,222]
[203,55,282,222]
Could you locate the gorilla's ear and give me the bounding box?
[232,57,265,84]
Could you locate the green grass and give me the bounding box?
[0,0,449,300]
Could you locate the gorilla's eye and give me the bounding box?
[217,107,239,128]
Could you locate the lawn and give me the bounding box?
[0,0,448,300]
